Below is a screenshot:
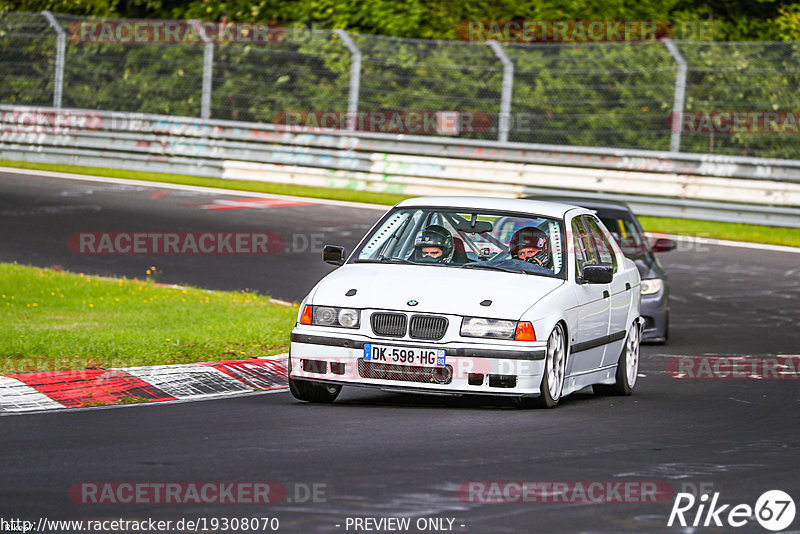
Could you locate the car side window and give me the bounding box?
[572,216,598,279]
[584,216,618,272]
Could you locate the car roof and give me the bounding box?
[527,196,634,214]
[395,196,584,218]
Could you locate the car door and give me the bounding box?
[569,216,611,375]
[584,216,631,366]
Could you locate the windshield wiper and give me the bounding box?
[355,256,452,266]
[461,263,527,274]
[355,256,413,264]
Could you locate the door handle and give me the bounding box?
[625,283,631,291]
[603,290,610,299]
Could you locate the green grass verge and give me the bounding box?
[638,216,800,248]
[1,158,798,247]
[0,262,298,374]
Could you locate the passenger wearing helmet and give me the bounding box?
[509,227,552,270]
[411,224,454,264]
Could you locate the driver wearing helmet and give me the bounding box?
[411,224,454,264]
[509,226,552,269]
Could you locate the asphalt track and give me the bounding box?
[0,169,382,301]
[1,170,799,533]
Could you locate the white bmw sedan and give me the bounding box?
[289,197,642,408]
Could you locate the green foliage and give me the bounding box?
[4,0,800,41]
[2,0,117,17]
[3,1,800,157]
[773,3,800,41]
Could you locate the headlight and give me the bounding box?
[338,308,359,328]
[640,279,664,295]
[301,305,360,328]
[461,317,516,339]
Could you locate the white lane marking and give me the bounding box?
[197,198,309,210]
[646,232,800,254]
[0,376,63,412]
[0,166,387,211]
[120,364,252,399]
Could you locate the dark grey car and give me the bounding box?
[529,197,675,344]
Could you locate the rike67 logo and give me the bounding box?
[668,490,796,531]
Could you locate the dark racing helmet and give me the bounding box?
[413,224,454,263]
[509,226,551,267]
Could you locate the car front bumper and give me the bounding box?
[641,287,669,342]
[289,329,548,396]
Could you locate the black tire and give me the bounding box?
[289,377,342,403]
[593,321,640,396]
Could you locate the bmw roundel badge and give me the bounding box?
[407,300,418,306]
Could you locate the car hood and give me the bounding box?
[310,264,564,319]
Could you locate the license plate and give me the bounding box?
[363,344,446,367]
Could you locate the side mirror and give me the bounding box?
[650,237,677,253]
[581,264,613,284]
[323,245,346,266]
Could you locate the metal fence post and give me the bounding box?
[41,10,65,109]
[663,38,687,153]
[201,43,214,119]
[334,29,361,131]
[190,20,214,119]
[487,40,514,143]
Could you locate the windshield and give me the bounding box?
[598,214,647,256]
[353,207,566,278]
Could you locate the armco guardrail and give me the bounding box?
[1,105,799,227]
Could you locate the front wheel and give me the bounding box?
[515,323,567,409]
[289,377,342,403]
[593,320,641,396]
